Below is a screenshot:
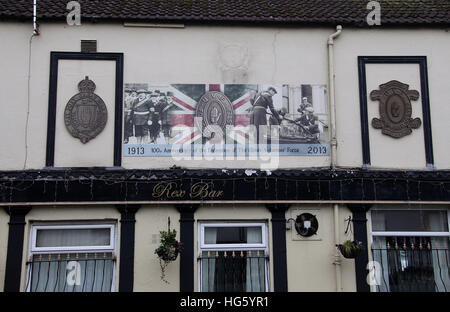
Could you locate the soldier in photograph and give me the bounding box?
[298,97,312,113]
[250,86,282,143]
[295,106,320,138]
[160,91,175,139]
[132,89,152,144]
[124,89,137,143]
[148,91,162,143]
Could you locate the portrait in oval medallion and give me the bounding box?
[64,76,108,143]
[386,94,406,124]
[195,91,234,140]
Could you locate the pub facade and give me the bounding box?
[0,0,449,292]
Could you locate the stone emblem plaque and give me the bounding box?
[195,91,234,139]
[64,76,108,143]
[370,80,421,138]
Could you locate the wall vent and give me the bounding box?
[81,40,97,53]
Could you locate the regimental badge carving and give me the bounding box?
[64,76,108,143]
[370,80,421,139]
[195,91,234,139]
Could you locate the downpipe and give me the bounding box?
[328,25,343,292]
[33,0,39,35]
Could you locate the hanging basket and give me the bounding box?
[336,241,364,259]
[156,241,181,262]
[155,228,183,283]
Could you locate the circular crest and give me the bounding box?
[64,76,108,143]
[370,80,421,138]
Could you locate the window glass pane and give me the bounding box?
[201,250,266,292]
[36,228,111,247]
[371,236,450,292]
[372,210,448,232]
[30,252,115,292]
[204,226,262,244]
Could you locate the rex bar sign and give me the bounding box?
[152,181,224,200]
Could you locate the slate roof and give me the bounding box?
[0,0,449,26]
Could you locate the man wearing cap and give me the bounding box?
[160,91,176,139]
[146,92,159,142]
[132,89,152,144]
[250,87,281,143]
[297,96,312,115]
[124,89,137,143]
[295,106,320,138]
[148,91,165,143]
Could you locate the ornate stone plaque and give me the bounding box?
[64,76,108,143]
[195,91,234,139]
[370,80,421,138]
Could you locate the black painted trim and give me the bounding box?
[348,204,371,292]
[267,204,290,292]
[46,51,124,167]
[358,57,370,166]
[2,168,450,203]
[116,204,140,292]
[358,56,434,167]
[176,204,198,292]
[3,206,32,292]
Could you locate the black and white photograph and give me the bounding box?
[123,83,329,156]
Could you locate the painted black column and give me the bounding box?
[176,204,198,292]
[267,204,290,292]
[116,204,140,292]
[347,204,372,292]
[3,206,32,292]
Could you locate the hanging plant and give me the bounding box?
[155,229,183,283]
[337,240,364,259]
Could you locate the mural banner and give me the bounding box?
[123,84,329,157]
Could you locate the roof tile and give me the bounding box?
[0,0,449,26]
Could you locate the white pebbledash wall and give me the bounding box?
[1,22,449,170]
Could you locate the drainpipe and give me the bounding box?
[33,0,39,35]
[328,25,343,292]
[328,25,341,168]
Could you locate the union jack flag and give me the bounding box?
[167,84,258,145]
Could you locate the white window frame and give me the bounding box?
[30,224,116,253]
[198,221,270,292]
[27,223,117,293]
[369,207,450,238]
[199,222,268,251]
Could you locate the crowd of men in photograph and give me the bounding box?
[124,89,176,144]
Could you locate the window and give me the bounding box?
[198,222,269,292]
[370,208,450,292]
[26,224,116,292]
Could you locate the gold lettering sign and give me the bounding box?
[152,181,223,200]
[189,182,224,199]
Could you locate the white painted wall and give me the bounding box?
[54,60,116,167]
[0,22,449,170]
[366,64,425,169]
[334,27,450,169]
[134,205,180,291]
[286,205,356,291]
